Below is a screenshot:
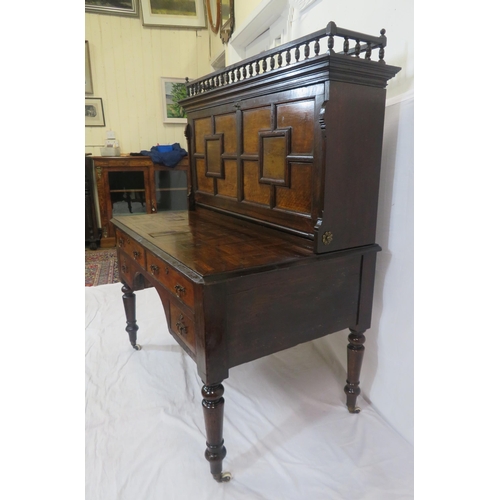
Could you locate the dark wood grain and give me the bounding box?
[112,22,401,482]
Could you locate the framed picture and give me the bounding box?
[85,0,140,17]
[161,77,188,123]
[85,41,93,95]
[141,0,206,28]
[85,98,106,127]
[220,0,234,43]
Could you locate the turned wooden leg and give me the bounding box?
[201,383,231,483]
[121,283,142,351]
[344,329,366,413]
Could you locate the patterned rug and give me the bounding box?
[85,248,120,287]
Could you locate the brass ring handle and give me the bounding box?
[175,314,188,336]
[174,284,186,297]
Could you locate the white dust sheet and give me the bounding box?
[86,283,413,499]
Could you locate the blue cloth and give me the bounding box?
[140,143,187,167]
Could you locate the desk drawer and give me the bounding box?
[168,301,196,354]
[117,250,141,287]
[116,229,146,269]
[146,251,195,309]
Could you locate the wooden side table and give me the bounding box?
[93,156,188,248]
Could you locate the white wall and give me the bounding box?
[229,0,414,444]
[292,0,413,99]
[314,93,414,444]
[85,13,212,155]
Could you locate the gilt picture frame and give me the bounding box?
[85,0,140,17]
[220,0,234,43]
[161,77,188,123]
[85,41,93,95]
[140,0,206,28]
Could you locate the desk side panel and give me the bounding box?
[225,254,362,368]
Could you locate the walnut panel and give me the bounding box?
[194,117,212,153]
[276,163,312,215]
[196,158,214,193]
[277,100,315,154]
[217,160,238,198]
[243,107,272,154]
[260,130,290,185]
[243,161,270,206]
[206,135,224,177]
[215,113,237,154]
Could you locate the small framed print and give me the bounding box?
[85,98,106,127]
[161,77,188,123]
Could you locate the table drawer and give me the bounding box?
[117,250,141,287]
[146,251,195,309]
[116,229,146,269]
[168,301,196,354]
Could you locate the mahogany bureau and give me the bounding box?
[111,22,400,482]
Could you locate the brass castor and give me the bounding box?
[348,406,361,414]
[133,344,142,351]
[213,471,232,483]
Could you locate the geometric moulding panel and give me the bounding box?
[275,163,312,215]
[259,129,291,185]
[276,100,315,154]
[215,113,237,154]
[196,158,214,194]
[243,107,272,154]
[216,160,238,198]
[205,134,224,178]
[194,117,212,154]
[243,161,271,206]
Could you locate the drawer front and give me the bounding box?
[116,229,146,269]
[169,301,196,354]
[117,250,140,287]
[146,250,195,309]
[145,251,171,287]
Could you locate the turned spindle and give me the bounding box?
[201,383,231,482]
[121,284,141,350]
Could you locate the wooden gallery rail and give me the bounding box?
[111,21,401,483]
